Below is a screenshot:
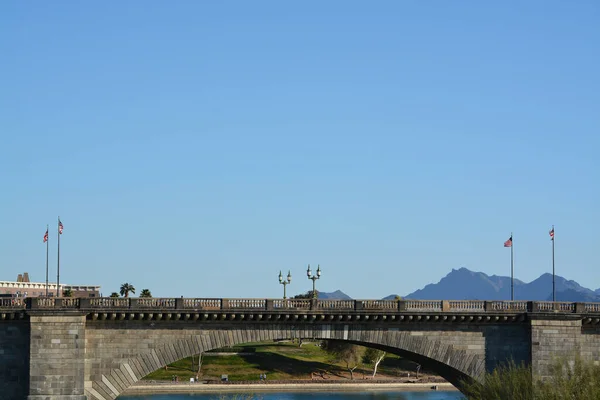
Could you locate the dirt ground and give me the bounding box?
[308,369,447,383]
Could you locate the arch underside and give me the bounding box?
[85,325,484,400]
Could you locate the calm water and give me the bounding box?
[119,391,464,400]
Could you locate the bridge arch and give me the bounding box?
[85,324,483,399]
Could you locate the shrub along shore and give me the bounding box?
[461,357,600,400]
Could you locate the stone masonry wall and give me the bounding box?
[530,317,582,379]
[28,314,87,400]
[581,325,600,366]
[483,324,530,371]
[0,320,30,400]
[84,321,528,400]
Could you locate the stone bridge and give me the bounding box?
[1,297,600,400]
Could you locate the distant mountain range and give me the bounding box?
[317,268,600,302]
[318,290,352,300]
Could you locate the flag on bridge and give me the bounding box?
[44,225,49,297]
[57,217,63,297]
[505,234,515,300]
[550,225,556,301]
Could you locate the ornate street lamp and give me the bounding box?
[306,264,321,299]
[278,270,292,299]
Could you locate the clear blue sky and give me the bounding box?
[1,2,599,299]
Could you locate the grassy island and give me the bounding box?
[143,340,441,383]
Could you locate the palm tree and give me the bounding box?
[62,288,73,297]
[110,292,119,298]
[140,289,152,298]
[120,283,136,298]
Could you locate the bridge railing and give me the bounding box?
[535,301,575,312]
[448,300,486,312]
[485,301,528,312]
[225,299,267,309]
[359,300,398,310]
[1,298,598,314]
[13,297,83,309]
[318,299,355,310]
[90,298,128,308]
[404,300,443,312]
[272,299,311,309]
[183,298,222,309]
[0,298,25,308]
[586,303,600,313]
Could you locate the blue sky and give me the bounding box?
[1,2,599,299]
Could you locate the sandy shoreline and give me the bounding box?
[123,382,457,395]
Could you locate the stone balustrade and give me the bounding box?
[0,297,596,314]
[0,298,24,308]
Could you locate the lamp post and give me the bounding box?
[278,270,292,299]
[306,264,321,299]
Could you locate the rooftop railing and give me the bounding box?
[0,298,597,314]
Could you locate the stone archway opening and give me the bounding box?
[86,326,482,399]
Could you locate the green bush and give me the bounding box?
[537,356,600,400]
[462,357,600,400]
[462,359,533,400]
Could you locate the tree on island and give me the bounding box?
[120,283,136,297]
[363,347,386,377]
[322,340,363,380]
[191,352,204,376]
[110,292,119,298]
[140,289,152,298]
[293,290,318,299]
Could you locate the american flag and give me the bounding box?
[43,230,48,243]
[549,228,554,240]
[58,220,64,235]
[504,236,513,247]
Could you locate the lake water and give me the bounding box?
[119,391,464,400]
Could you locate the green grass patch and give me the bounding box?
[144,340,421,382]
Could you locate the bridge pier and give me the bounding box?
[27,312,87,400]
[530,315,584,379]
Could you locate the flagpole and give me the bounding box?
[57,217,60,297]
[552,225,555,302]
[45,225,49,297]
[511,232,514,301]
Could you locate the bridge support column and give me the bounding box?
[27,312,87,400]
[530,315,582,379]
